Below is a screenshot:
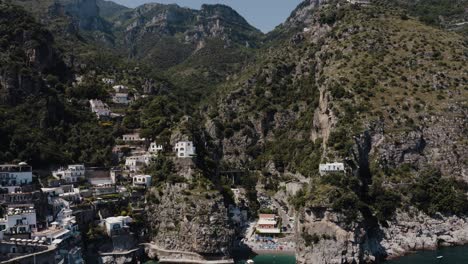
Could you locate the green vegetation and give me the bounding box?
[0,2,114,167]
[1,0,466,232]
[410,168,468,215]
[390,0,467,27]
[145,156,186,185]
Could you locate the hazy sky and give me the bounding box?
[110,0,303,32]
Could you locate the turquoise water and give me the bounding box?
[147,254,295,264]
[237,254,296,264]
[146,246,468,263]
[386,245,468,264]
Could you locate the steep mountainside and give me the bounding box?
[391,0,468,29]
[108,3,263,95]
[12,0,110,31]
[0,2,68,105]
[207,0,467,184]
[96,0,129,20]
[0,1,114,167]
[111,3,261,62]
[11,0,115,50]
[199,0,467,262]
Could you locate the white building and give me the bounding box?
[112,93,130,105]
[148,142,163,154]
[41,185,81,202]
[132,175,152,188]
[0,163,33,188]
[102,78,115,85]
[89,99,111,119]
[347,0,371,4]
[53,165,86,183]
[33,227,72,244]
[122,133,145,142]
[174,141,196,158]
[0,207,37,234]
[104,216,132,236]
[125,154,152,172]
[112,85,128,93]
[54,207,79,234]
[319,162,345,176]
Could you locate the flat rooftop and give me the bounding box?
[34,228,70,238]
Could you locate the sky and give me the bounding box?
[110,0,303,32]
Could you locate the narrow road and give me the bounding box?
[143,243,235,264]
[158,259,234,264]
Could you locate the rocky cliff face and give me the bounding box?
[11,0,114,47]
[363,111,467,182]
[207,0,467,180]
[14,0,109,31]
[199,0,467,263]
[60,0,108,31]
[295,208,468,263]
[146,183,235,257]
[109,3,262,70]
[114,3,260,46]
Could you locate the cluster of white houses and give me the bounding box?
[51,164,152,191]
[0,161,147,263]
[0,163,84,263]
[117,131,196,173]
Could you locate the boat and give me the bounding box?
[436,256,443,259]
[246,260,255,264]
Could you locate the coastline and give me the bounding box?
[251,249,295,256]
[386,244,468,263]
[386,243,468,261]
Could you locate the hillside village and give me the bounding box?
[0,0,466,263]
[0,71,349,263]
[0,73,351,263]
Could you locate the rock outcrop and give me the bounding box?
[146,183,235,258]
[296,208,468,263]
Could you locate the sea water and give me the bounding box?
[236,254,296,264]
[146,254,296,264]
[386,245,468,264]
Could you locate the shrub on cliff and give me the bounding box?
[410,168,468,216]
[369,179,401,222]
